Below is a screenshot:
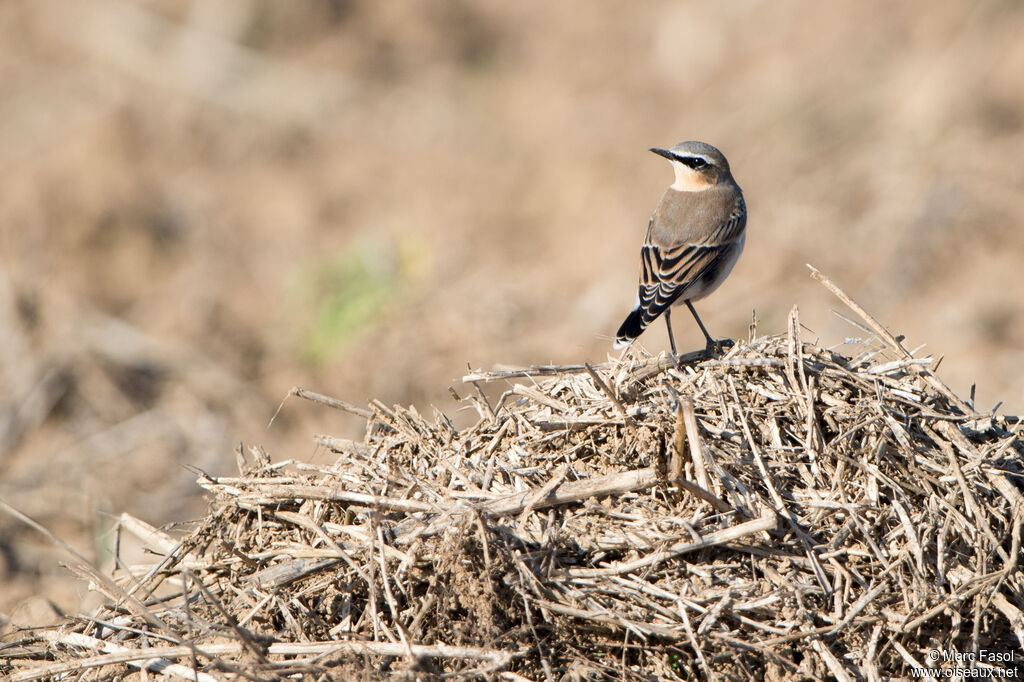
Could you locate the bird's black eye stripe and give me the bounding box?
[676,156,708,170]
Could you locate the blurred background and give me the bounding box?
[2,0,1022,628]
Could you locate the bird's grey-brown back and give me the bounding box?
[649,185,745,248]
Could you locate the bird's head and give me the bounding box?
[650,141,731,192]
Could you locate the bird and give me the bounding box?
[614,141,747,357]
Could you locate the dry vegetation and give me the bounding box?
[3,273,1022,680]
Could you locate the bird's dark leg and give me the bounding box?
[685,300,733,358]
[664,308,678,356]
[684,300,714,346]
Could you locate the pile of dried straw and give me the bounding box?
[4,272,1023,680]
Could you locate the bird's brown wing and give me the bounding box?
[638,207,746,309]
[615,207,745,348]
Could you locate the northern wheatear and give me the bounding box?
[614,141,747,356]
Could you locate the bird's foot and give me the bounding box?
[703,338,735,360]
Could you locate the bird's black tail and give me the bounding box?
[614,307,648,349]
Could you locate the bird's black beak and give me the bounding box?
[649,147,675,161]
